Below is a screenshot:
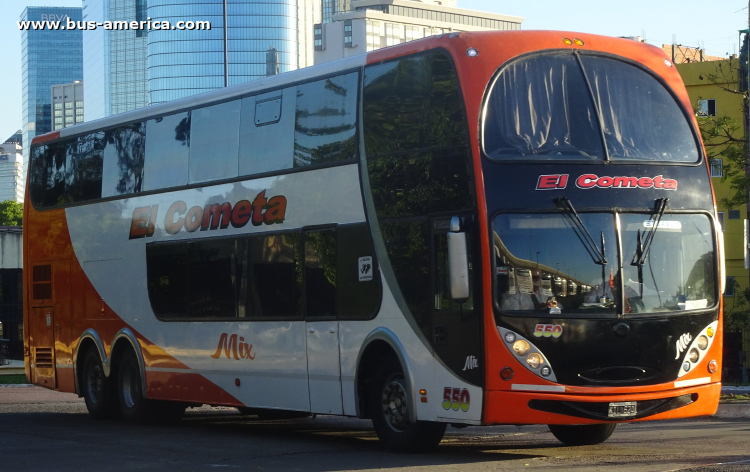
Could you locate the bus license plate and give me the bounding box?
[608,401,637,418]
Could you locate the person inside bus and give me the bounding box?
[500,270,557,311]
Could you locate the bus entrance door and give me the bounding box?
[29,306,55,388]
[304,227,343,415]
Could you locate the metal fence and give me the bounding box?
[723,329,750,384]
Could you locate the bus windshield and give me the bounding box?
[483,53,699,163]
[493,213,717,316]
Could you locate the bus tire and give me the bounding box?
[548,423,617,446]
[117,349,153,423]
[81,348,119,419]
[369,362,446,453]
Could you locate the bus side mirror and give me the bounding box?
[448,216,470,300]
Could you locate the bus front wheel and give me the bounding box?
[548,423,617,446]
[369,362,446,453]
[81,349,118,419]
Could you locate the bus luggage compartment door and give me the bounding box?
[306,321,343,415]
[29,307,55,388]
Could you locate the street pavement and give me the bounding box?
[1,386,749,471]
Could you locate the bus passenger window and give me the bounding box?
[188,239,237,318]
[337,224,381,320]
[305,229,337,318]
[147,243,188,318]
[65,132,104,204]
[143,112,190,191]
[294,72,358,167]
[101,122,145,197]
[190,100,240,184]
[242,234,302,319]
[239,87,297,176]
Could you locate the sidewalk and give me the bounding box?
[0,359,25,375]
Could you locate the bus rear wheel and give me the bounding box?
[548,423,617,446]
[369,363,446,453]
[117,350,185,424]
[81,349,118,419]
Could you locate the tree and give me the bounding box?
[695,58,749,210]
[0,200,23,227]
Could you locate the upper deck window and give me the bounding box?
[483,53,699,163]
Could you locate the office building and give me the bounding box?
[313,0,522,63]
[82,0,149,120]
[0,139,24,203]
[147,0,320,104]
[20,6,83,173]
[52,81,84,131]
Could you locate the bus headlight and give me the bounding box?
[697,335,709,350]
[498,327,557,382]
[526,353,542,369]
[688,349,699,363]
[513,340,530,356]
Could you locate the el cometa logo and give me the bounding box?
[536,174,678,190]
[129,190,287,239]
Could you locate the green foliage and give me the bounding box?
[724,279,750,331]
[0,200,22,227]
[696,59,749,210]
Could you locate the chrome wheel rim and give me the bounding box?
[381,374,409,432]
[121,365,138,409]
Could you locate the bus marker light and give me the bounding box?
[235,378,241,387]
[466,48,479,57]
[500,367,514,380]
[562,38,573,45]
[540,366,551,377]
[683,362,691,372]
[573,39,584,46]
[419,389,427,395]
[421,397,428,403]
[527,353,542,369]
[664,59,673,67]
[707,327,714,337]
[708,360,718,373]
[504,332,516,343]
[513,340,530,356]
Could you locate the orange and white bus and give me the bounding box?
[25,30,723,452]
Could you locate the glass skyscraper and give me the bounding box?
[148,0,318,104]
[20,7,83,169]
[83,0,149,121]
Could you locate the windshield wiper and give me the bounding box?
[631,198,669,267]
[554,198,607,266]
[631,198,668,299]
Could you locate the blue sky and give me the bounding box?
[0,0,747,142]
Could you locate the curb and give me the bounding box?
[713,402,750,419]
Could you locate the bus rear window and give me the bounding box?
[483,53,699,163]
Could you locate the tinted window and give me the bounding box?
[65,132,104,203]
[483,54,604,160]
[294,72,358,167]
[363,50,467,157]
[484,53,699,162]
[337,224,381,319]
[188,239,237,318]
[239,87,297,176]
[102,122,146,197]
[143,112,190,191]
[305,229,337,317]
[147,243,188,318]
[380,221,431,338]
[190,100,241,183]
[368,147,473,219]
[580,56,699,162]
[242,233,302,319]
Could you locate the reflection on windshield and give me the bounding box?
[621,214,716,313]
[494,213,717,317]
[493,213,618,315]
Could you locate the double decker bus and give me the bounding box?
[25,30,723,452]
